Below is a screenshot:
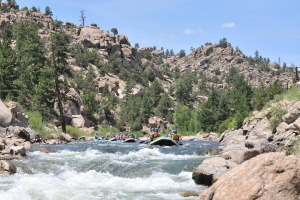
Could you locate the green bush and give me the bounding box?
[218,117,233,134]
[97,125,118,137]
[27,111,51,137]
[66,125,90,138]
[130,118,142,131]
[269,106,286,133]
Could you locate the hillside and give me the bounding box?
[0,1,297,136]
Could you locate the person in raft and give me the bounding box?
[151,128,160,141]
[171,129,182,143]
[145,128,154,142]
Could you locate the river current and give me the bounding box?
[0,140,219,200]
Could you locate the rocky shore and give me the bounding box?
[193,99,300,199]
[0,100,71,175]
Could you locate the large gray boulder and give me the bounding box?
[0,100,12,127]
[192,157,237,186]
[197,153,300,200]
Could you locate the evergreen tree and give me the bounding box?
[139,91,154,124]
[0,28,18,99]
[31,6,38,12]
[178,49,186,58]
[219,37,228,48]
[227,75,253,128]
[155,93,173,120]
[111,28,118,35]
[252,82,267,110]
[45,6,53,17]
[174,105,192,132]
[165,49,170,57]
[148,79,164,107]
[170,49,174,56]
[49,31,72,133]
[174,71,196,106]
[13,21,47,107]
[198,89,220,132]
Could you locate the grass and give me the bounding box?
[27,111,52,139]
[279,135,300,155]
[66,125,92,138]
[264,87,300,109]
[269,106,287,133]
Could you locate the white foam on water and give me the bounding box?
[0,142,214,200]
[119,147,203,161]
[0,169,204,200]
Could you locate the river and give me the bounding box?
[0,140,219,200]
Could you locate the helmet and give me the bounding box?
[151,128,155,131]
[172,129,177,133]
[154,128,158,131]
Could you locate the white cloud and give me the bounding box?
[183,28,196,35]
[221,22,236,28]
[183,28,206,35]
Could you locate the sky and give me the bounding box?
[17,0,300,67]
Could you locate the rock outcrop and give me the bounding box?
[197,153,300,200]
[192,100,300,198]
[0,160,16,175]
[192,157,237,186]
[0,100,12,127]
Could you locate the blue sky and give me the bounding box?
[17,0,300,67]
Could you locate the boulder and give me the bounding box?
[0,160,16,175]
[282,101,300,124]
[152,50,164,56]
[10,145,26,156]
[221,149,260,164]
[0,100,12,127]
[8,103,29,127]
[17,127,38,142]
[192,157,237,186]
[71,115,86,128]
[180,191,199,197]
[197,153,300,200]
[61,132,72,142]
[220,129,245,146]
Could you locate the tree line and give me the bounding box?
[0,20,286,135]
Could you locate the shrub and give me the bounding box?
[97,125,118,137]
[218,117,233,134]
[27,111,51,137]
[130,118,142,131]
[269,106,286,133]
[66,125,90,138]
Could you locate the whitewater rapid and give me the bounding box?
[0,140,219,200]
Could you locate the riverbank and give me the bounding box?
[194,100,300,199]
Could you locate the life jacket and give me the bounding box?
[153,132,159,138]
[172,134,180,140]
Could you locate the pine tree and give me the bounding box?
[49,31,71,133]
[13,21,47,107]
[0,28,18,99]
[174,105,192,132]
